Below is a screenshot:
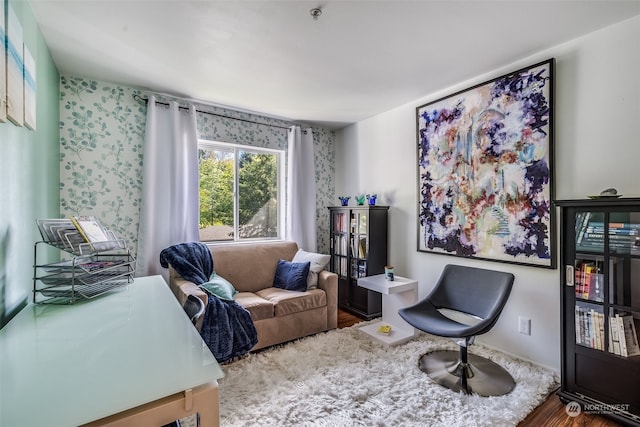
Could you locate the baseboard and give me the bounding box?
[476,339,560,376]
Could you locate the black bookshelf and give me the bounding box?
[328,205,388,320]
[556,198,640,426]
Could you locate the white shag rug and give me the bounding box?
[217,323,558,427]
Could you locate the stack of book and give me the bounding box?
[575,306,605,350]
[576,214,640,253]
[573,261,604,302]
[575,308,640,357]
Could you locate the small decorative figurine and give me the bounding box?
[366,194,377,206]
[338,196,350,206]
[355,194,366,205]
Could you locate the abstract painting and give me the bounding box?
[6,3,23,126]
[416,59,555,268]
[0,0,6,123]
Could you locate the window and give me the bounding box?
[198,140,284,242]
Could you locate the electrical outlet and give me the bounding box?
[518,316,531,335]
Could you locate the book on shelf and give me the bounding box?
[333,212,348,233]
[609,314,622,355]
[608,314,640,357]
[582,264,596,299]
[594,310,604,350]
[575,212,591,246]
[358,237,367,258]
[587,272,604,302]
[585,221,640,232]
[614,314,640,357]
[334,235,348,256]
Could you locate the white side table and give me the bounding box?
[357,274,418,345]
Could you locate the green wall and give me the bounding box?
[0,0,59,326]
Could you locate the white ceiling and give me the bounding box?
[30,0,640,129]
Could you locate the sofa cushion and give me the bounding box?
[234,292,274,321]
[199,272,238,301]
[256,287,327,317]
[210,242,299,293]
[292,249,331,290]
[273,259,310,292]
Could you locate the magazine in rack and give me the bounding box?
[34,217,133,304]
[71,216,121,251]
[36,217,122,254]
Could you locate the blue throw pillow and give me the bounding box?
[199,272,238,301]
[273,259,311,292]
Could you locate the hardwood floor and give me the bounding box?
[337,308,363,329]
[519,393,621,427]
[336,309,620,427]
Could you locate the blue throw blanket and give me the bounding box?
[200,295,258,363]
[159,242,213,284]
[159,242,257,363]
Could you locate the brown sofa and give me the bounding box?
[168,241,338,351]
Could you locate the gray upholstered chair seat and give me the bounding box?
[398,264,515,397]
[399,303,493,338]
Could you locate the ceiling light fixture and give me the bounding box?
[309,7,322,21]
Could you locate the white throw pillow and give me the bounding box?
[292,249,331,290]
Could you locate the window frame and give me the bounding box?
[197,139,285,243]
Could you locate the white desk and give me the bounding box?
[357,274,418,345]
[0,275,223,427]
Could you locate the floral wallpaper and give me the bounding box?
[59,75,335,258]
[59,76,146,255]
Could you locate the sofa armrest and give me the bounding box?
[317,270,338,330]
[168,269,209,330]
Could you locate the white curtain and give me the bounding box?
[286,126,317,252]
[136,96,200,279]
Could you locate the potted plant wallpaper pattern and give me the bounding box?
[59,76,335,259]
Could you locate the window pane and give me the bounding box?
[198,147,234,241]
[238,151,278,239]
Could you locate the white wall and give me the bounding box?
[335,15,640,372]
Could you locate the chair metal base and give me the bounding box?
[418,350,515,397]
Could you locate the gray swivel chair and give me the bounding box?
[398,264,515,396]
[183,294,205,326]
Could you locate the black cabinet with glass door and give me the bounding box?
[328,206,388,320]
[557,198,640,426]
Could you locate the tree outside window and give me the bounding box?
[198,141,282,242]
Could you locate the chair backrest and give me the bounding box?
[183,294,205,326]
[428,264,514,322]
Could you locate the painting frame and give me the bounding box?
[416,58,555,269]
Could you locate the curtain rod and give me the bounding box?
[133,94,294,130]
